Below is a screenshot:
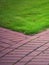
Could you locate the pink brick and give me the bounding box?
[0,27,49,65]
[0,62,13,65]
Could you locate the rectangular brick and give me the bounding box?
[0,62,13,65]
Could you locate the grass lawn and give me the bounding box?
[0,0,49,34]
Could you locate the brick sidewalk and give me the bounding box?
[0,27,49,65]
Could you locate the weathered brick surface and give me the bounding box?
[0,27,49,65]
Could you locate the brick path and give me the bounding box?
[0,27,49,65]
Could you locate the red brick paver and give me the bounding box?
[0,27,49,65]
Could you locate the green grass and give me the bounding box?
[0,0,49,34]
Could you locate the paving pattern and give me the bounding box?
[0,27,49,65]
